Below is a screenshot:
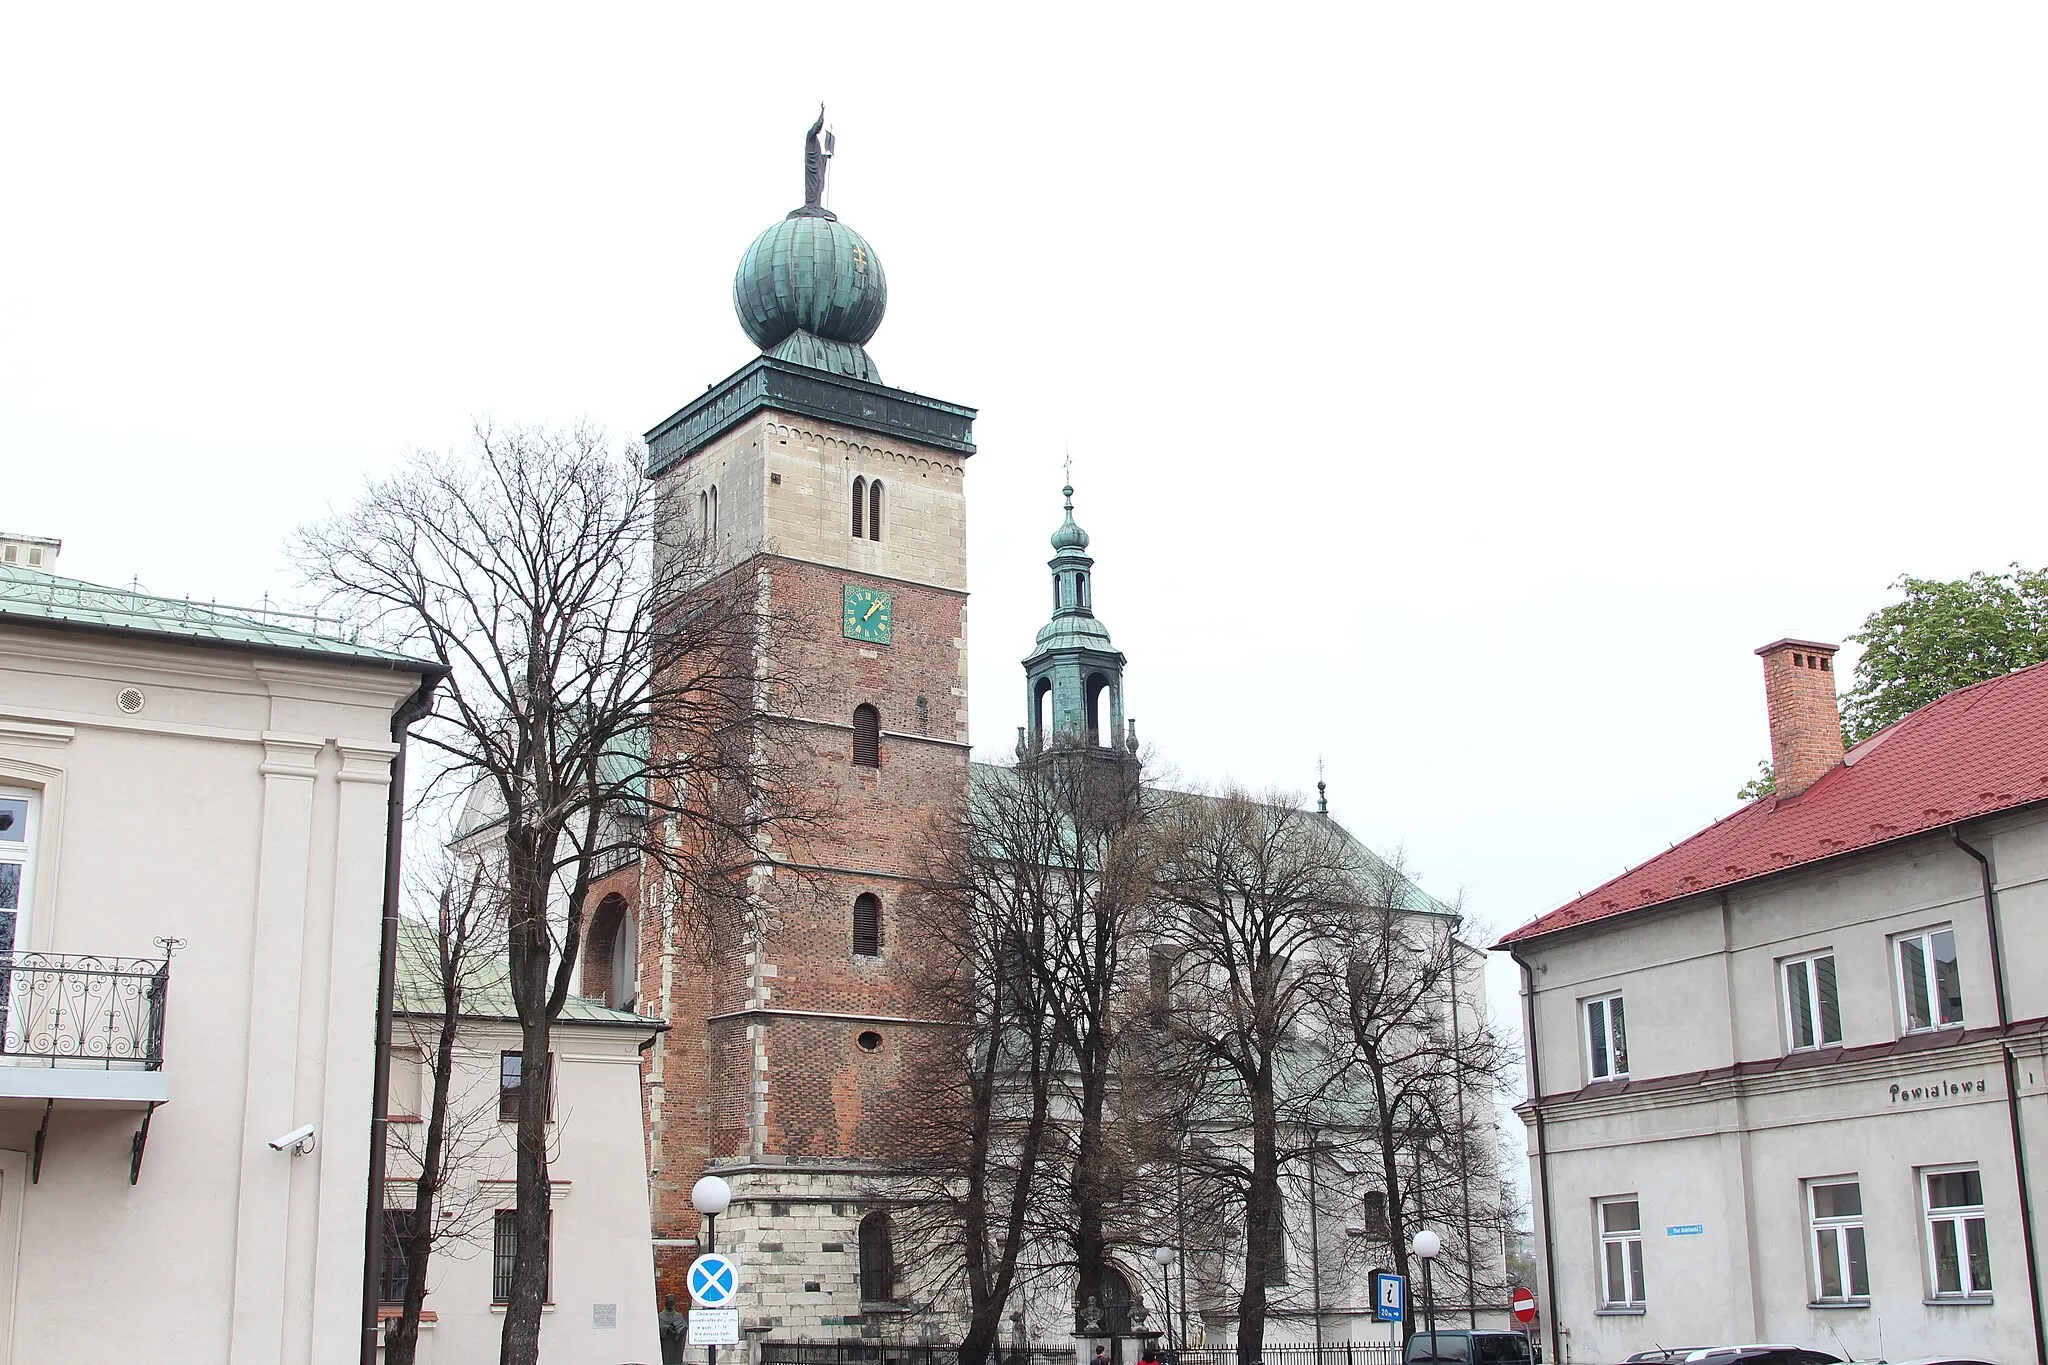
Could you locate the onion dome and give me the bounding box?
[733,214,888,382]
[1049,484,1090,553]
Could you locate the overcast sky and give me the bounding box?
[6,5,2046,1091]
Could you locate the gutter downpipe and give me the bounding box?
[1509,946,1560,1365]
[1951,824,2045,1365]
[361,678,440,1365]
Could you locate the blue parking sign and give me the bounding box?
[1373,1272,1406,1324]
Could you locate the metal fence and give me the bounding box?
[0,952,170,1067]
[763,1345,1397,1365]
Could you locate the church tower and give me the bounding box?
[1019,483,1133,757]
[638,115,975,1328]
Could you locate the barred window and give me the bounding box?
[859,1211,895,1302]
[853,893,883,957]
[380,1208,419,1304]
[492,1209,552,1305]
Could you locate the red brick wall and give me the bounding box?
[643,545,970,1301]
[1756,638,1845,798]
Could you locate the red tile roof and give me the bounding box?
[1496,661,2048,947]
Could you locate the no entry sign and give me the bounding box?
[1511,1287,1537,1324]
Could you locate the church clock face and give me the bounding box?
[842,584,893,644]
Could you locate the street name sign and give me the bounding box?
[690,1252,740,1306]
[689,1308,741,1346]
[1373,1272,1407,1324]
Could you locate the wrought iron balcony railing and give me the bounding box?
[0,952,170,1069]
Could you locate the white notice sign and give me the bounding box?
[689,1308,741,1346]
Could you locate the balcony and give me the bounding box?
[0,951,171,1105]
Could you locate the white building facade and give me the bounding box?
[1498,640,2048,1365]
[378,922,665,1363]
[0,561,438,1364]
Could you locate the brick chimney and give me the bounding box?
[1755,638,1844,798]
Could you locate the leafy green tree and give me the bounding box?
[1735,759,1776,802]
[1842,564,2048,742]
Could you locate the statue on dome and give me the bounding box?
[801,105,836,217]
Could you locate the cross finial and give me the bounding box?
[1063,451,1073,484]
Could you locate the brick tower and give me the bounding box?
[637,116,976,1336]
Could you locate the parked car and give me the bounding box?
[1624,1351,1703,1363]
[1684,1348,1840,1365]
[1865,1357,1998,1365]
[1403,1330,1537,1365]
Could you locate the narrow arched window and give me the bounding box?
[1032,677,1052,744]
[708,485,718,540]
[699,489,708,533]
[1078,572,1089,608]
[859,1211,895,1302]
[853,893,883,956]
[868,480,884,541]
[851,477,867,539]
[852,703,881,768]
[608,902,637,1011]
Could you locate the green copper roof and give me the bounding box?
[394,919,661,1029]
[0,563,439,676]
[734,214,887,354]
[1049,484,1089,552]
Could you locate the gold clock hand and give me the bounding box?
[864,601,881,620]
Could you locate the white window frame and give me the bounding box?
[1597,1196,1645,1309]
[1781,951,1842,1052]
[0,786,38,956]
[1585,993,1629,1082]
[1806,1178,1868,1303]
[1894,926,1964,1034]
[1922,1165,1992,1298]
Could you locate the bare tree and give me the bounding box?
[1332,870,1516,1340]
[297,423,809,1365]
[381,855,507,1365]
[891,759,1067,1365]
[1138,789,1368,1365]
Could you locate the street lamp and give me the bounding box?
[1151,1246,1177,1355]
[693,1175,733,1365]
[1410,1229,1440,1356]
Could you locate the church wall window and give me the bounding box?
[852,703,881,768]
[1078,572,1089,608]
[709,485,718,540]
[868,479,884,541]
[859,1211,896,1302]
[853,893,883,956]
[1033,678,1052,744]
[852,477,866,539]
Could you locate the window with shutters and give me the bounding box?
[853,893,883,957]
[852,477,867,539]
[852,704,880,768]
[868,479,883,541]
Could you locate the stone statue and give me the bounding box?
[1078,1295,1105,1333]
[659,1292,689,1365]
[801,105,836,216]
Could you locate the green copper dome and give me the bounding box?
[733,214,888,353]
[1050,485,1090,552]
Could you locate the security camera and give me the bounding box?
[268,1124,316,1154]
